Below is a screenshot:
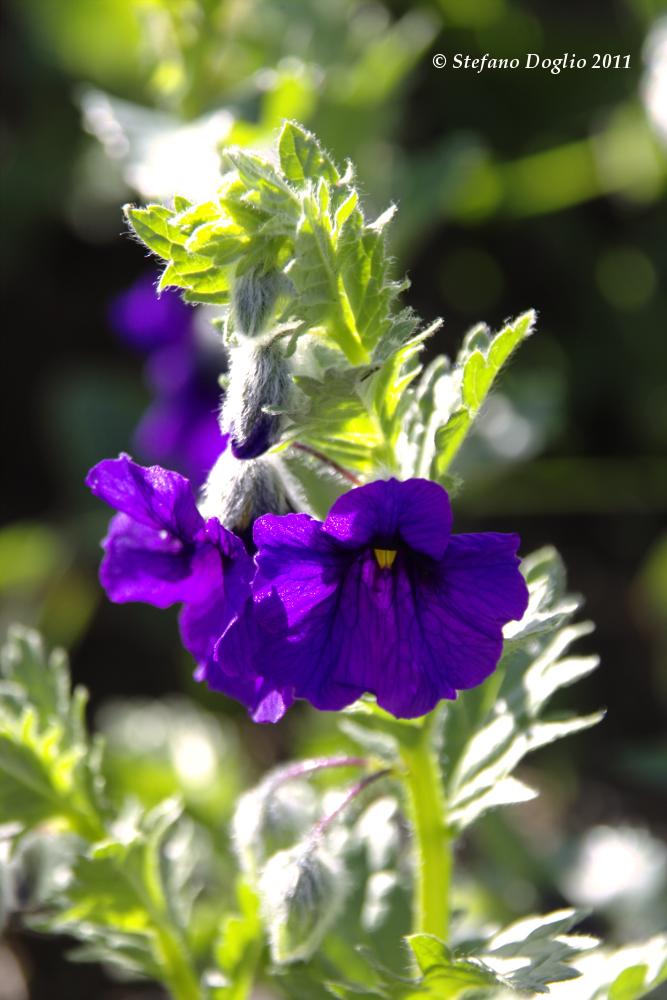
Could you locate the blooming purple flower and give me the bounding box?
[86,454,291,722]
[217,478,529,719]
[109,277,226,485]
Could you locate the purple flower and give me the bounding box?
[217,479,529,719]
[109,276,191,351]
[86,454,291,722]
[109,277,226,485]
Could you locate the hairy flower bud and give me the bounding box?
[199,450,288,536]
[232,779,319,878]
[259,841,346,964]
[232,266,281,337]
[220,341,289,459]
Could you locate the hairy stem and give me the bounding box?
[311,768,392,839]
[400,718,451,940]
[292,442,362,485]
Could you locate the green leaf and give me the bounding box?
[124,203,185,258]
[37,800,203,994]
[0,627,104,838]
[545,935,667,1000]
[326,934,505,998]
[211,882,263,1000]
[279,121,340,186]
[441,547,602,833]
[402,312,536,484]
[471,908,595,993]
[122,129,539,497]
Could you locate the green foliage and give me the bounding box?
[124,124,538,497]
[443,547,602,833]
[33,801,203,991]
[124,122,448,485]
[98,696,243,828]
[402,312,536,485]
[125,122,404,360]
[326,909,596,998]
[212,882,263,1000]
[0,626,103,838]
[0,627,259,1000]
[545,935,667,1000]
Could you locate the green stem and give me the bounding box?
[400,718,451,940]
[155,926,202,1000]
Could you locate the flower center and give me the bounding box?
[374,548,397,570]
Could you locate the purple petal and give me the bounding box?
[179,519,253,663]
[86,454,203,540]
[184,518,292,723]
[99,512,200,607]
[109,277,190,351]
[87,455,207,608]
[230,413,279,460]
[323,479,453,559]
[252,513,342,630]
[209,595,295,723]
[240,517,528,718]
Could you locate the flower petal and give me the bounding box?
[180,520,253,665]
[211,595,295,723]
[323,478,452,558]
[239,524,528,718]
[86,454,203,539]
[399,532,529,697]
[100,512,198,607]
[252,513,343,630]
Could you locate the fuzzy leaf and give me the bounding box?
[279,121,340,186]
[440,547,602,833]
[547,935,667,1000]
[34,800,202,988]
[474,908,595,993]
[401,312,536,483]
[0,627,103,837]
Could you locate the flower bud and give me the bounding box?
[232,779,319,878]
[259,841,346,964]
[232,266,281,338]
[220,341,289,459]
[199,450,288,536]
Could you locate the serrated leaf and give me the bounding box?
[1,626,70,730]
[326,934,505,998]
[475,908,595,993]
[37,801,202,990]
[401,312,535,484]
[0,628,104,838]
[547,935,667,1000]
[279,121,340,186]
[124,203,184,257]
[441,547,602,832]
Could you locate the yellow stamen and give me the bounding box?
[374,548,397,570]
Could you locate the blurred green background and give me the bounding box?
[1,0,667,996]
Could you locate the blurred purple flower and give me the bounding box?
[218,479,529,719]
[86,454,292,722]
[109,277,226,485]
